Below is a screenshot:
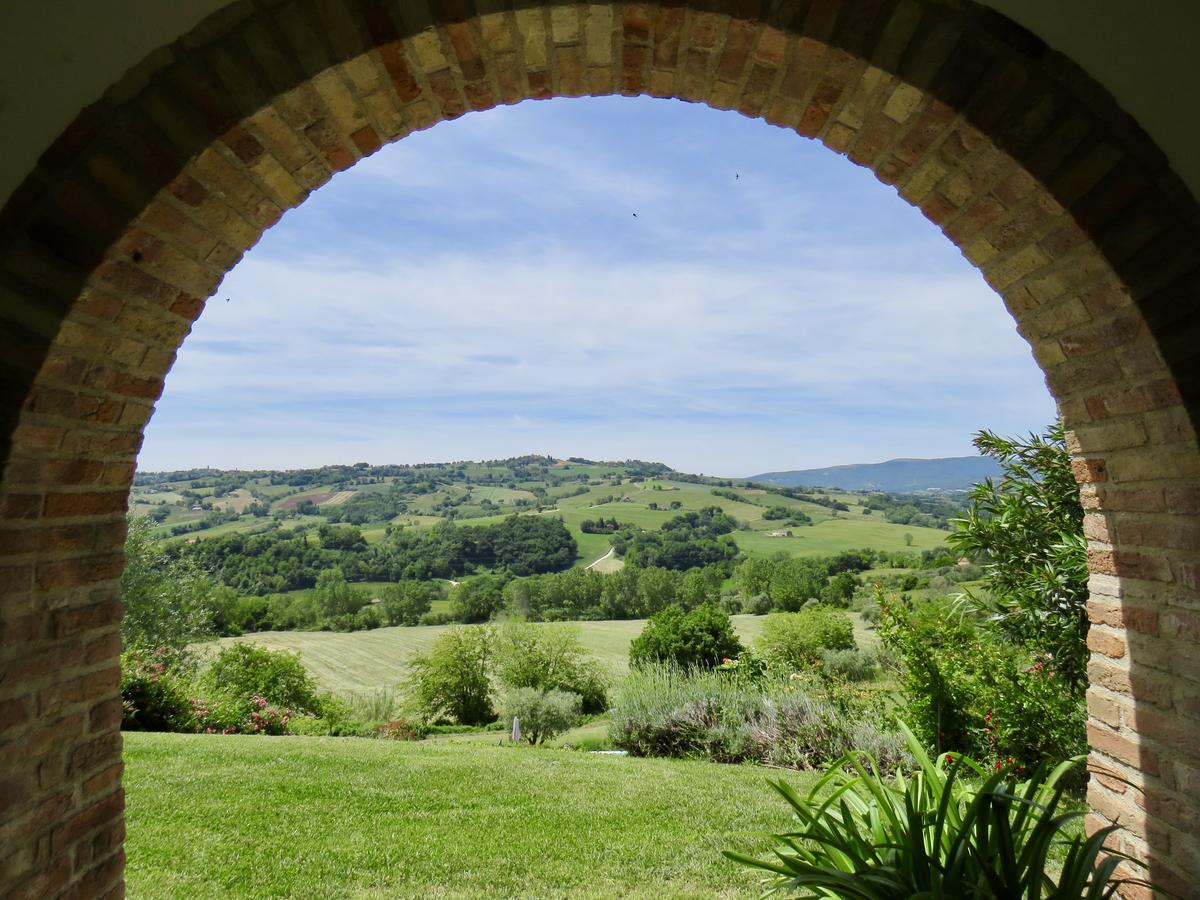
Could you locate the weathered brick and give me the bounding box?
[1,5,1199,899]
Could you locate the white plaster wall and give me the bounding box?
[1,1,1198,211]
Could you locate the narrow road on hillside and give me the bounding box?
[585,547,615,570]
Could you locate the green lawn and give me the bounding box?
[124,732,805,899]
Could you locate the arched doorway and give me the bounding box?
[2,1,1198,895]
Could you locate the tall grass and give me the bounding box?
[610,665,907,772]
[344,687,404,726]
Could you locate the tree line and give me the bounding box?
[176,515,577,595]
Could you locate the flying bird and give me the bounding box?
[632,213,638,218]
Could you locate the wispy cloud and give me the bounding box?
[141,96,1055,475]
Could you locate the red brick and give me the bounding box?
[39,667,120,718]
[1088,722,1157,774]
[52,792,124,854]
[43,492,127,519]
[1088,599,1159,636]
[58,849,124,900]
[36,554,124,592]
[69,732,123,779]
[1072,457,1109,483]
[82,763,123,798]
[53,600,123,638]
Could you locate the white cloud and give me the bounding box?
[140,96,1055,474]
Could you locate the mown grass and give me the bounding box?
[124,732,807,899]
[212,615,785,695]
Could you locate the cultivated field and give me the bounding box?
[209,613,878,696]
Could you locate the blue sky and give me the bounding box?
[139,96,1056,477]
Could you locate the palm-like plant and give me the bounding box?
[725,724,1151,898]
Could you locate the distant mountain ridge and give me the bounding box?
[748,456,1003,492]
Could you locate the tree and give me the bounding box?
[483,515,577,575]
[820,571,859,608]
[312,567,368,619]
[449,574,508,623]
[494,622,608,713]
[406,625,494,725]
[121,515,214,653]
[770,558,827,612]
[380,580,437,626]
[629,604,743,670]
[947,423,1088,689]
[504,688,581,745]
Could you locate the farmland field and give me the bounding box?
[124,732,804,899]
[136,459,959,576]
[208,613,877,696]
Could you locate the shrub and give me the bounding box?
[743,593,773,616]
[494,622,609,713]
[375,718,428,741]
[120,649,194,732]
[187,692,250,734]
[628,604,743,670]
[858,600,882,626]
[203,644,324,715]
[610,665,906,772]
[726,724,1143,898]
[880,595,1085,777]
[819,647,877,682]
[948,423,1088,690]
[504,687,582,745]
[405,625,494,725]
[757,608,855,670]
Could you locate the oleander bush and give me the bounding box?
[880,595,1086,779]
[120,649,194,732]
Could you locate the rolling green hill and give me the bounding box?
[133,456,952,570]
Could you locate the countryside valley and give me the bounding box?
[121,436,1095,897]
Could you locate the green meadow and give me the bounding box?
[211,615,767,695]
[206,613,881,697]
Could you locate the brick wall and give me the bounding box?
[1,1,1198,896]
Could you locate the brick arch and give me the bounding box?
[2,0,1198,895]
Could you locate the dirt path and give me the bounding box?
[585,547,614,569]
[585,547,624,573]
